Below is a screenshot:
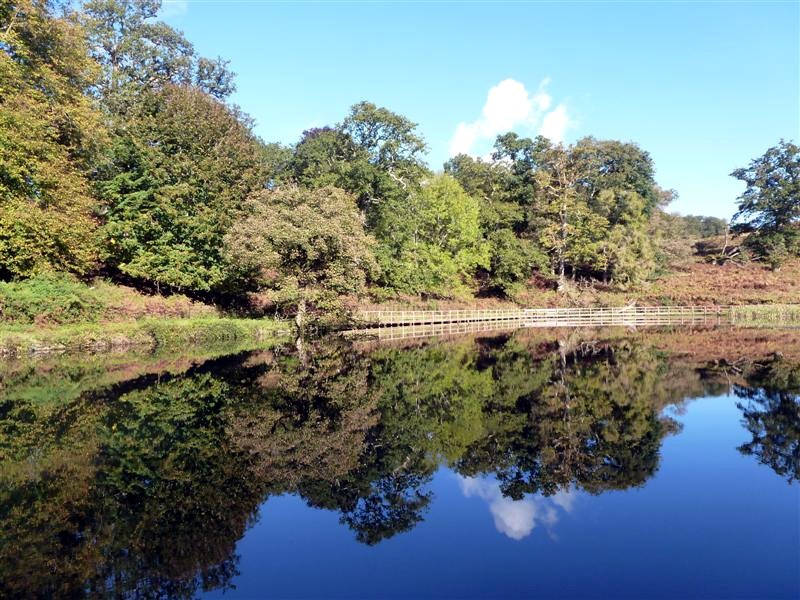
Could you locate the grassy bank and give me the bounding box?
[0,317,290,358]
[0,274,218,326]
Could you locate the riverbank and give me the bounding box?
[2,255,797,359]
[0,317,290,358]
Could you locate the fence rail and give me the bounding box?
[355,320,528,341]
[358,305,730,329]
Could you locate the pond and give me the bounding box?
[1,326,798,599]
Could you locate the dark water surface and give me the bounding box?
[1,327,798,599]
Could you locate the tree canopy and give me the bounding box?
[732,140,800,269]
[375,174,489,297]
[223,185,378,321]
[98,85,269,292]
[0,0,104,279]
[80,0,234,112]
[0,0,789,308]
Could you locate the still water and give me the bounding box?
[1,327,798,598]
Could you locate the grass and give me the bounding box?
[0,273,216,326]
[0,317,291,358]
[0,275,293,358]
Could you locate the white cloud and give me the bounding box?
[540,104,571,144]
[449,78,573,158]
[459,475,576,541]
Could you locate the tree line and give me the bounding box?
[2,0,797,319]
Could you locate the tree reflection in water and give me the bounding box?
[0,332,797,597]
[735,355,800,483]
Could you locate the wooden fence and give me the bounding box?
[357,305,730,329]
[354,320,526,341]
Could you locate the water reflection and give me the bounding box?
[0,329,798,597]
[459,476,576,540]
[734,355,800,483]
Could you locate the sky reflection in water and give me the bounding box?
[206,392,798,599]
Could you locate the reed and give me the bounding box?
[730,304,800,326]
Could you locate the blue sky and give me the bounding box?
[162,0,799,218]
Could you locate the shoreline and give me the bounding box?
[2,304,798,359]
[0,317,291,359]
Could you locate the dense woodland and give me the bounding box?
[1,0,798,323]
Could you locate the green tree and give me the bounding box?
[681,214,729,238]
[0,0,104,279]
[490,134,662,287]
[731,140,800,270]
[445,154,546,296]
[80,0,234,113]
[375,174,489,297]
[222,185,378,327]
[284,104,430,226]
[526,139,598,287]
[288,126,370,192]
[573,137,661,215]
[97,85,269,292]
[340,101,428,194]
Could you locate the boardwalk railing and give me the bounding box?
[358,305,730,329]
[354,320,530,342]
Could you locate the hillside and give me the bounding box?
[366,253,800,310]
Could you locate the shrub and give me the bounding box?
[0,274,104,325]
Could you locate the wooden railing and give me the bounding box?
[355,320,527,341]
[357,305,731,328]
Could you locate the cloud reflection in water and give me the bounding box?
[458,476,576,541]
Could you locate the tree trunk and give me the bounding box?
[558,201,568,290]
[294,297,307,333]
[295,335,308,367]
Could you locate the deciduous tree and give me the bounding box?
[80,0,234,113]
[223,185,378,328]
[0,0,104,279]
[98,85,269,292]
[375,174,489,297]
[732,140,800,270]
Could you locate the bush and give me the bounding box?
[744,230,797,271]
[0,274,104,325]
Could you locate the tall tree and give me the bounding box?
[526,138,597,287]
[375,174,489,297]
[339,101,430,220]
[731,140,800,270]
[98,85,268,292]
[284,103,430,226]
[341,101,428,186]
[445,154,546,296]
[0,0,104,279]
[223,185,378,328]
[288,126,370,193]
[489,134,662,287]
[80,0,234,113]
